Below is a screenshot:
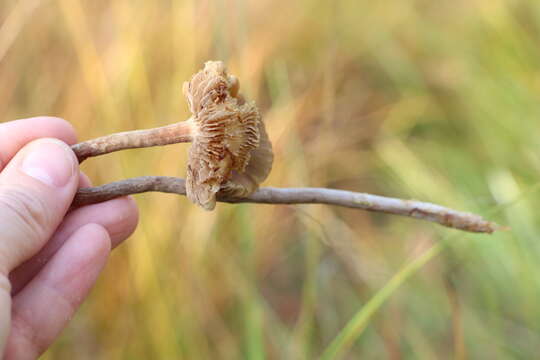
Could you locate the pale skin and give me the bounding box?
[0,117,139,359]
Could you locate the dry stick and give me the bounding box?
[72,120,193,163]
[73,176,500,234]
[71,124,499,234]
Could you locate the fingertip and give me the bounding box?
[69,197,139,249]
[79,223,112,255]
[126,196,139,222]
[44,222,112,300]
[18,138,78,188]
[42,223,111,287]
[0,117,78,173]
[23,117,78,145]
[78,171,92,188]
[106,196,139,248]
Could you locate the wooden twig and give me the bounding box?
[73,176,500,234]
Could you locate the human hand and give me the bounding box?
[0,117,139,359]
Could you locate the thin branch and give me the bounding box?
[73,176,500,234]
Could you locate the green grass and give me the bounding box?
[320,181,540,359]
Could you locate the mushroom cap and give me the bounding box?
[183,61,273,210]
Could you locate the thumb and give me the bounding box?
[0,138,78,274]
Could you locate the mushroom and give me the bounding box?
[72,61,273,210]
[71,64,502,235]
[183,61,273,209]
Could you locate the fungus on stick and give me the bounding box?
[71,61,499,233]
[182,61,273,209]
[72,61,274,210]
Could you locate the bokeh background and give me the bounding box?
[2,0,540,358]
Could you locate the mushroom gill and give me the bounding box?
[183,61,273,210]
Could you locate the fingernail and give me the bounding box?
[20,140,75,188]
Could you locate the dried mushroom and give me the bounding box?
[183,61,273,210]
[72,60,273,210]
[71,62,500,234]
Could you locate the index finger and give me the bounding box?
[0,117,77,172]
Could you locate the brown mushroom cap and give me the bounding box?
[183,61,273,210]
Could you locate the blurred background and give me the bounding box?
[2,0,540,358]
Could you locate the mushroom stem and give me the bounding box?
[72,176,501,234]
[72,119,194,163]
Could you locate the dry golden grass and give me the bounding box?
[2,0,540,358]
